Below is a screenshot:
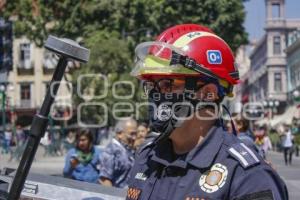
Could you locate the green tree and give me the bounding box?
[71,30,145,125]
[3,0,247,51]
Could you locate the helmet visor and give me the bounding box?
[131,42,197,78]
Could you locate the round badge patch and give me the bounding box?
[199,163,228,193]
[157,104,172,121]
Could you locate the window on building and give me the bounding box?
[274,72,282,92]
[43,51,57,69]
[272,4,280,18]
[20,84,31,100]
[291,71,295,86]
[19,43,31,68]
[273,36,281,55]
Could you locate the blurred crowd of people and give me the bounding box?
[62,118,150,188]
[0,118,150,188]
[1,116,299,189]
[0,125,27,161]
[227,117,299,166]
[62,116,300,189]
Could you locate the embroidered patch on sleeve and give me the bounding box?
[127,187,142,200]
[199,163,228,193]
[233,190,274,200]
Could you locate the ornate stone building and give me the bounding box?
[247,0,300,116]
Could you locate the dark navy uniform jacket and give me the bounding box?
[126,126,288,200]
[98,138,134,188]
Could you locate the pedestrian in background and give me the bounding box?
[53,130,63,156]
[64,130,76,152]
[134,122,149,150]
[98,117,137,188]
[262,131,273,159]
[235,117,260,153]
[0,131,3,154]
[15,125,26,146]
[41,130,52,156]
[10,125,26,161]
[2,127,12,154]
[63,129,101,183]
[255,126,266,158]
[280,124,294,165]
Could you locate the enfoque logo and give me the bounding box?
[49,73,265,128]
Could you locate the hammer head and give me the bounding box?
[44,35,90,63]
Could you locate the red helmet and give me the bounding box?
[131,24,239,88]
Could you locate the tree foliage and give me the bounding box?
[2,0,248,124]
[3,0,248,51]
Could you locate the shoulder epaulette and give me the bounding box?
[228,142,260,169]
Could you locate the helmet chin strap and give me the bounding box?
[221,104,237,136]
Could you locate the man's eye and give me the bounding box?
[173,84,183,89]
[158,81,172,92]
[161,82,172,88]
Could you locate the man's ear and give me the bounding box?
[115,132,122,139]
[199,83,219,101]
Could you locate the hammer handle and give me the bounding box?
[8,57,68,200]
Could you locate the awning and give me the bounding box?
[255,118,269,126]
[270,105,299,127]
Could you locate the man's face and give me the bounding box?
[137,125,148,139]
[119,122,137,147]
[78,135,90,152]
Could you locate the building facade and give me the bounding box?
[3,36,72,126]
[286,30,300,103]
[227,45,251,114]
[247,0,300,116]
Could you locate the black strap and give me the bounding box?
[171,51,239,81]
[184,77,197,91]
[229,71,240,80]
[222,105,237,135]
[171,51,219,80]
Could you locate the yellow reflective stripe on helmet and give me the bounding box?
[218,79,229,88]
[144,55,170,68]
[142,55,198,74]
[142,55,232,85]
[138,69,198,75]
[173,31,223,48]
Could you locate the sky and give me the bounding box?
[244,0,300,41]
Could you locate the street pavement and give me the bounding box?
[266,151,300,200]
[0,147,300,199]
[0,145,65,176]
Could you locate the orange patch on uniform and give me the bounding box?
[205,170,222,186]
[185,197,206,200]
[127,187,142,200]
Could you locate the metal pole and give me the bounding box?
[7,58,68,200]
[1,89,6,133]
[11,103,16,146]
